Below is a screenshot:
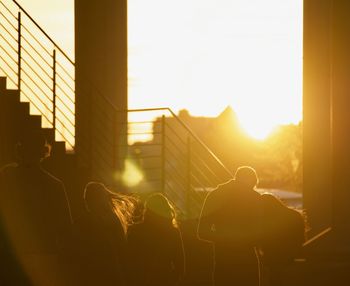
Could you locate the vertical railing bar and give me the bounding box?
[187,136,192,218]
[17,11,21,90]
[161,115,166,193]
[53,49,56,132]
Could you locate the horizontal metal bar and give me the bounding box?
[12,0,74,65]
[20,88,52,124]
[21,68,52,104]
[21,35,53,69]
[21,48,53,83]
[191,173,210,191]
[55,98,75,127]
[164,145,187,166]
[56,94,75,118]
[0,53,17,75]
[54,116,75,138]
[21,56,53,92]
[0,22,17,42]
[123,107,170,113]
[0,44,17,66]
[0,66,17,86]
[0,1,18,19]
[164,122,187,146]
[164,134,187,156]
[126,120,157,125]
[165,170,187,192]
[142,166,161,171]
[21,79,52,112]
[131,154,160,159]
[21,23,52,56]
[191,151,222,182]
[56,72,74,93]
[127,131,161,136]
[165,158,187,182]
[55,84,75,105]
[118,143,162,148]
[56,61,74,82]
[0,11,17,31]
[190,161,216,187]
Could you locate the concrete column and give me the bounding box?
[303,0,332,235]
[331,0,350,234]
[304,0,350,238]
[75,0,127,183]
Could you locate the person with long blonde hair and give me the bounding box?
[74,182,136,286]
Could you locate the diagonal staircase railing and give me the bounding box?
[116,108,233,219]
[0,0,75,150]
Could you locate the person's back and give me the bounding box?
[0,164,71,253]
[127,193,185,286]
[198,166,262,286]
[73,182,133,286]
[261,193,305,286]
[0,131,72,285]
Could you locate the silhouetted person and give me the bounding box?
[0,130,72,285]
[127,193,185,286]
[260,193,306,286]
[73,182,135,286]
[198,166,262,286]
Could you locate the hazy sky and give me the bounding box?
[15,0,302,139]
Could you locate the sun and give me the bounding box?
[239,120,276,140]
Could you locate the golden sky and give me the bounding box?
[16,0,303,139]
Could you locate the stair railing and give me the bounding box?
[0,0,75,150]
[116,108,233,219]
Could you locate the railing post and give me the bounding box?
[187,136,192,218]
[17,12,21,90]
[52,49,56,131]
[161,115,166,193]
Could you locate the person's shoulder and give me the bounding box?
[39,167,64,187]
[0,162,19,175]
[211,179,235,195]
[216,178,235,189]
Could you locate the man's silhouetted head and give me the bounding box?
[234,166,259,189]
[16,130,49,164]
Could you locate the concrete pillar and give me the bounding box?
[331,0,350,234]
[74,0,127,183]
[303,0,332,235]
[304,0,350,238]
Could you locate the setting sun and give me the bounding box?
[128,0,303,139]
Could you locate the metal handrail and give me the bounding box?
[120,107,232,178]
[12,0,74,65]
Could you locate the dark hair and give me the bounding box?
[143,193,178,228]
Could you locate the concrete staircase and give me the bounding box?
[0,77,67,166]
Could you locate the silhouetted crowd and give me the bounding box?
[0,131,306,286]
